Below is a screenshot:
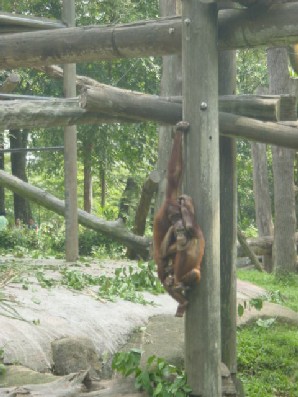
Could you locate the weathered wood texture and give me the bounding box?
[63,0,79,263]
[251,137,274,272]
[43,64,298,123]
[0,170,150,258]
[237,228,263,272]
[237,232,298,257]
[82,87,297,122]
[219,112,298,149]
[268,47,297,274]
[219,3,298,49]
[80,86,181,124]
[1,3,298,68]
[219,94,297,122]
[237,0,273,7]
[2,98,298,148]
[183,2,221,396]
[0,11,65,33]
[218,2,237,379]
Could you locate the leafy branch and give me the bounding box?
[112,349,192,397]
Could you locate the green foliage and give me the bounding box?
[0,347,5,376]
[112,350,192,397]
[96,261,164,303]
[1,0,160,230]
[78,229,125,258]
[58,261,164,304]
[238,297,264,318]
[237,49,268,94]
[60,269,95,291]
[237,269,298,312]
[238,323,298,397]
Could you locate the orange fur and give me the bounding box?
[153,122,205,317]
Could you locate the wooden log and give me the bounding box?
[219,94,297,122]
[237,228,263,272]
[0,170,150,258]
[1,98,298,148]
[80,86,182,124]
[0,11,65,33]
[0,94,298,149]
[237,235,272,257]
[81,87,297,122]
[182,2,221,395]
[237,0,273,7]
[63,0,79,262]
[237,233,298,257]
[1,3,298,68]
[0,98,134,128]
[220,112,298,149]
[218,1,237,380]
[37,64,298,122]
[219,3,298,50]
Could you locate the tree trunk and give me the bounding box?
[9,130,32,223]
[128,171,159,259]
[83,142,93,213]
[99,166,105,208]
[118,177,138,222]
[251,142,274,271]
[267,47,297,274]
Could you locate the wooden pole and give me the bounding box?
[63,0,78,262]
[2,3,298,68]
[182,2,221,396]
[218,2,237,384]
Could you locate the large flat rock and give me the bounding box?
[0,257,297,374]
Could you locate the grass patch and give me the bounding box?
[238,322,298,397]
[237,269,298,312]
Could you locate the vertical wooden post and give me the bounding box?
[155,0,182,212]
[182,1,221,396]
[62,0,78,262]
[218,2,237,383]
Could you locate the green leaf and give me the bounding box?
[238,303,245,317]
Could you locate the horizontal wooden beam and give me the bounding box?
[0,11,65,33]
[219,94,297,122]
[1,3,298,68]
[0,98,134,128]
[220,112,298,148]
[1,96,298,148]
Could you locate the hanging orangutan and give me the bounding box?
[153,121,205,317]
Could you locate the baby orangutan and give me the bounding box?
[159,195,205,317]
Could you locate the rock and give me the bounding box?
[51,337,101,377]
[0,365,56,388]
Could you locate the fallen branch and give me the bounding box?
[237,228,263,272]
[0,170,150,258]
